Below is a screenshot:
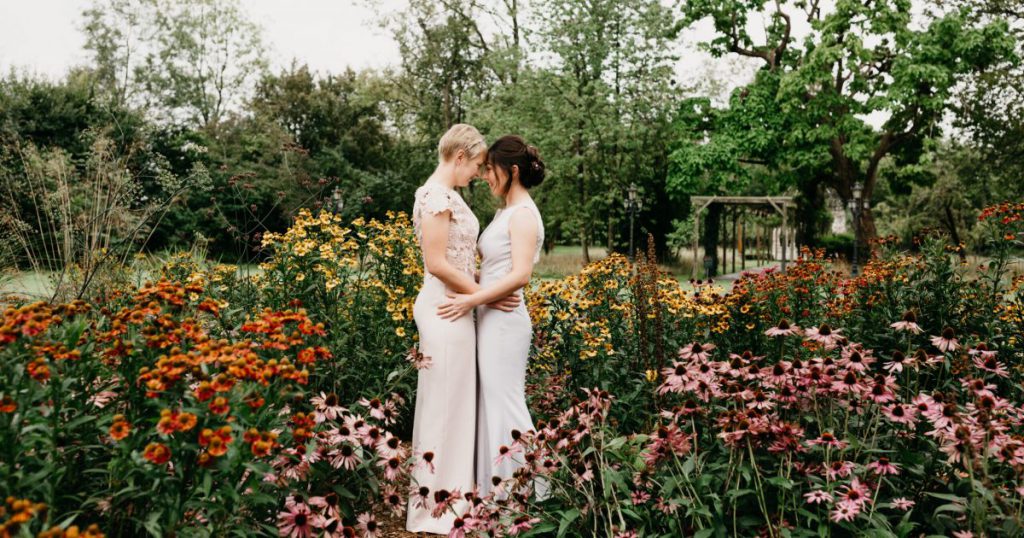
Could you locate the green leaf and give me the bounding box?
[143,510,163,537]
[557,508,580,538]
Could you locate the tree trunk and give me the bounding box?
[942,203,968,262]
[607,212,613,252]
[576,122,590,264]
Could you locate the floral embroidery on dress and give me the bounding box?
[412,182,479,278]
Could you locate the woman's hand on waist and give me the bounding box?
[485,292,521,312]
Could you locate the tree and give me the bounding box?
[673,0,1017,248]
[251,64,428,222]
[383,0,498,136]
[520,0,678,262]
[83,0,268,129]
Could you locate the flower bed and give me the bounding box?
[1,203,1023,537]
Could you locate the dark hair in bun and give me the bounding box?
[487,135,545,195]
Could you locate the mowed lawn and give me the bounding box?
[2,246,776,300]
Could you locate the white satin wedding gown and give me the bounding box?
[475,199,546,498]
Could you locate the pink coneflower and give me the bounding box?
[357,424,383,447]
[573,462,595,484]
[938,425,983,464]
[808,432,849,450]
[356,512,379,538]
[381,485,405,517]
[765,319,801,337]
[409,485,430,510]
[890,497,915,511]
[865,375,897,404]
[376,433,407,459]
[418,450,436,473]
[658,362,688,394]
[972,353,1009,377]
[448,516,468,538]
[631,490,651,505]
[330,444,360,470]
[804,490,833,504]
[278,501,323,538]
[88,390,118,408]
[839,478,872,508]
[358,397,386,421]
[377,456,403,481]
[923,402,960,430]
[930,327,960,353]
[310,392,346,423]
[961,378,997,398]
[825,460,856,481]
[831,370,864,395]
[327,423,357,445]
[914,348,943,367]
[830,503,858,522]
[679,342,715,361]
[765,361,791,385]
[867,456,900,475]
[882,404,918,427]
[883,350,913,374]
[890,311,922,334]
[840,347,876,372]
[430,488,461,518]
[309,492,343,521]
[406,346,433,369]
[654,497,680,515]
[493,444,521,466]
[746,389,776,410]
[968,342,997,359]
[508,516,541,535]
[952,531,974,538]
[722,351,754,377]
[805,323,843,347]
[911,393,937,415]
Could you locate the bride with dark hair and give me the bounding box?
[437,134,548,499]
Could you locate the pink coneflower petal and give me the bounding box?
[804,490,833,504]
[356,512,379,538]
[765,319,802,337]
[890,497,915,511]
[930,327,960,353]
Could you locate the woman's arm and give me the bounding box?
[438,207,537,320]
[420,210,480,294]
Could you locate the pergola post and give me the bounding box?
[690,198,714,279]
[781,209,789,272]
[691,207,701,279]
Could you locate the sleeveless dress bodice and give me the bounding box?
[477,200,544,289]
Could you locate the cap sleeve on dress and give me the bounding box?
[421,184,455,217]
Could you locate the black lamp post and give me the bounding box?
[624,183,643,259]
[847,181,864,276]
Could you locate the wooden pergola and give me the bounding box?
[690,195,798,278]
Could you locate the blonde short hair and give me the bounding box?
[438,124,486,162]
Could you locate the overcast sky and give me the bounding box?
[0,0,407,78]
[1,1,772,98]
